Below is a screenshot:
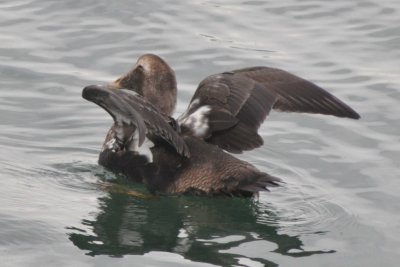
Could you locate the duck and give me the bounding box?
[82,54,360,197]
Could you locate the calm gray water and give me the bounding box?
[1,0,399,266]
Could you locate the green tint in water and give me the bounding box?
[1,0,400,266]
[68,184,334,266]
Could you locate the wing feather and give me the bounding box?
[178,66,360,153]
[234,67,360,119]
[82,85,190,157]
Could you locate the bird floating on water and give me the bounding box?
[82,54,360,197]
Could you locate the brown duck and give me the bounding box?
[82,54,359,197]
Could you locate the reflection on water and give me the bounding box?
[1,0,400,266]
[67,178,334,266]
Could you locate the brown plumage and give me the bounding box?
[180,67,360,153]
[82,54,360,197]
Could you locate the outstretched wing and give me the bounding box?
[83,85,190,157]
[178,67,360,153]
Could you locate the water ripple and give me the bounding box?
[258,184,356,236]
[1,0,400,266]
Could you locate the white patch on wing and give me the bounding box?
[102,138,117,152]
[178,102,211,138]
[177,98,200,124]
[127,131,154,162]
[106,138,116,149]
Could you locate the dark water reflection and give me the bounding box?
[2,0,400,266]
[68,183,333,266]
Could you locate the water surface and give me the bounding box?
[1,0,399,266]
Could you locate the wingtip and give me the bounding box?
[351,111,361,120]
[82,85,96,101]
[82,84,110,102]
[341,108,360,120]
